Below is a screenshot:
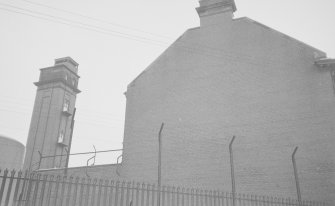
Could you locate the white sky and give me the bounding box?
[0,0,334,166]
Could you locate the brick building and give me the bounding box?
[23,57,80,171]
[120,0,335,204]
[23,0,335,204]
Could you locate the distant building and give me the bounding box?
[23,57,80,171]
[0,135,24,170]
[121,0,335,204]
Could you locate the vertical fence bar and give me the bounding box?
[268,196,272,206]
[12,171,23,206]
[65,176,74,206]
[53,175,62,206]
[220,191,224,206]
[25,173,36,206]
[146,184,150,206]
[90,179,98,206]
[78,178,85,206]
[59,176,67,206]
[121,181,126,206]
[0,169,9,204]
[115,181,120,206]
[190,189,194,206]
[102,180,109,206]
[38,175,48,206]
[241,194,246,206]
[17,171,29,206]
[140,183,144,206]
[176,187,180,206]
[213,190,217,206]
[284,198,289,206]
[171,187,175,206]
[126,182,131,206]
[4,170,15,206]
[31,174,41,206]
[109,181,114,206]
[204,190,208,206]
[134,183,139,206]
[96,179,103,206]
[166,186,170,206]
[44,175,54,206]
[84,178,92,206]
[151,184,156,206]
[185,188,190,206]
[162,186,166,206]
[77,177,85,206]
[181,188,185,206]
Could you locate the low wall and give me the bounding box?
[36,163,122,179]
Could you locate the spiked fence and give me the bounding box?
[0,169,326,206]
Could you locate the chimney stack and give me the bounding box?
[196,0,236,26]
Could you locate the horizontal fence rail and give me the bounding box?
[0,169,326,206]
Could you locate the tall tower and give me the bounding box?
[23,57,80,171]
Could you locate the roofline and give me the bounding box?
[55,57,79,66]
[40,64,81,78]
[236,17,326,56]
[127,31,190,89]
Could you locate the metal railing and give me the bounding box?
[0,169,326,206]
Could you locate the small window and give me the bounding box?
[58,131,64,143]
[72,78,76,87]
[65,74,68,81]
[63,100,70,112]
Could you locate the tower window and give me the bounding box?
[63,100,70,112]
[58,131,65,143]
[72,78,77,88]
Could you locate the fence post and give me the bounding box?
[158,123,164,206]
[229,136,236,206]
[292,147,302,206]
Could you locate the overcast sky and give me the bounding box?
[0,0,334,166]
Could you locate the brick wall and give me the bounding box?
[121,17,335,204]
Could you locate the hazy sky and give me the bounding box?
[0,0,334,166]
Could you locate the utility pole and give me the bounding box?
[229,136,236,206]
[292,146,302,206]
[157,123,164,206]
